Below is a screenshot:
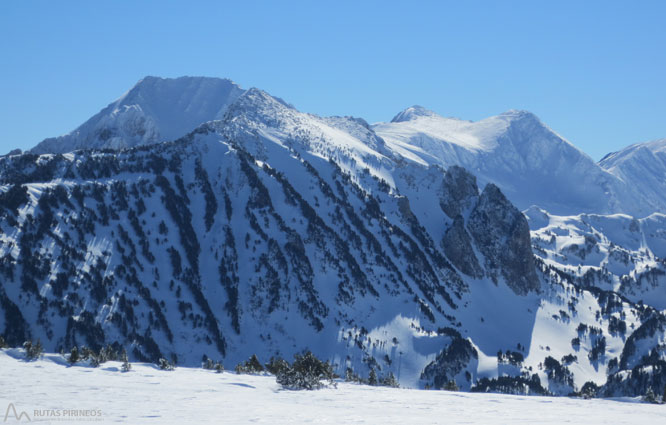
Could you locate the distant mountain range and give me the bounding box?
[27,76,666,218]
[1,76,664,397]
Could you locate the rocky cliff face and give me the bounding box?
[469,184,540,295]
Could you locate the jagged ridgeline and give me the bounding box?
[1,80,666,397]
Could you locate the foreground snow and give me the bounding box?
[1,351,663,424]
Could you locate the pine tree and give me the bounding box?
[444,380,459,391]
[643,387,658,404]
[158,358,174,371]
[23,340,43,360]
[345,367,355,382]
[68,346,79,364]
[235,354,264,374]
[380,372,399,388]
[276,351,335,390]
[265,356,289,375]
[121,349,131,372]
[368,368,378,386]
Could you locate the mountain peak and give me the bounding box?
[31,76,245,154]
[497,109,541,123]
[390,105,440,123]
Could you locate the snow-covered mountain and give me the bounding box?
[526,207,666,309]
[599,138,666,214]
[374,107,659,217]
[31,76,244,154]
[1,77,665,397]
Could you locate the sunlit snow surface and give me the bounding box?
[1,351,663,424]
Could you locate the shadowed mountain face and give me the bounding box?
[1,78,665,396]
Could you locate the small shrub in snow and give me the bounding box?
[79,346,94,361]
[444,380,459,391]
[276,351,334,390]
[344,367,362,383]
[235,354,264,374]
[642,387,659,404]
[68,346,79,364]
[203,358,224,373]
[23,340,43,360]
[368,368,378,386]
[121,350,131,372]
[379,372,400,388]
[265,356,289,376]
[579,381,599,399]
[158,358,175,371]
[98,345,119,363]
[0,336,7,348]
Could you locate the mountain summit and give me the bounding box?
[390,105,441,123]
[31,76,244,154]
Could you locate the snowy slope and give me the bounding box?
[374,108,654,217]
[527,207,666,309]
[31,76,244,154]
[600,138,666,214]
[1,350,664,425]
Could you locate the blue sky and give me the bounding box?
[1,0,665,160]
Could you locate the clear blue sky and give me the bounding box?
[1,0,665,160]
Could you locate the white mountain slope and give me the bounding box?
[373,107,654,217]
[31,76,244,154]
[526,206,666,309]
[599,138,666,214]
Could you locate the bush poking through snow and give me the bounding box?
[368,368,378,386]
[642,387,659,404]
[158,358,175,371]
[579,381,599,399]
[121,350,131,372]
[444,380,459,391]
[68,346,79,364]
[276,351,334,390]
[0,336,7,349]
[379,372,400,388]
[23,340,43,360]
[235,354,264,374]
[265,356,290,376]
[202,358,224,373]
